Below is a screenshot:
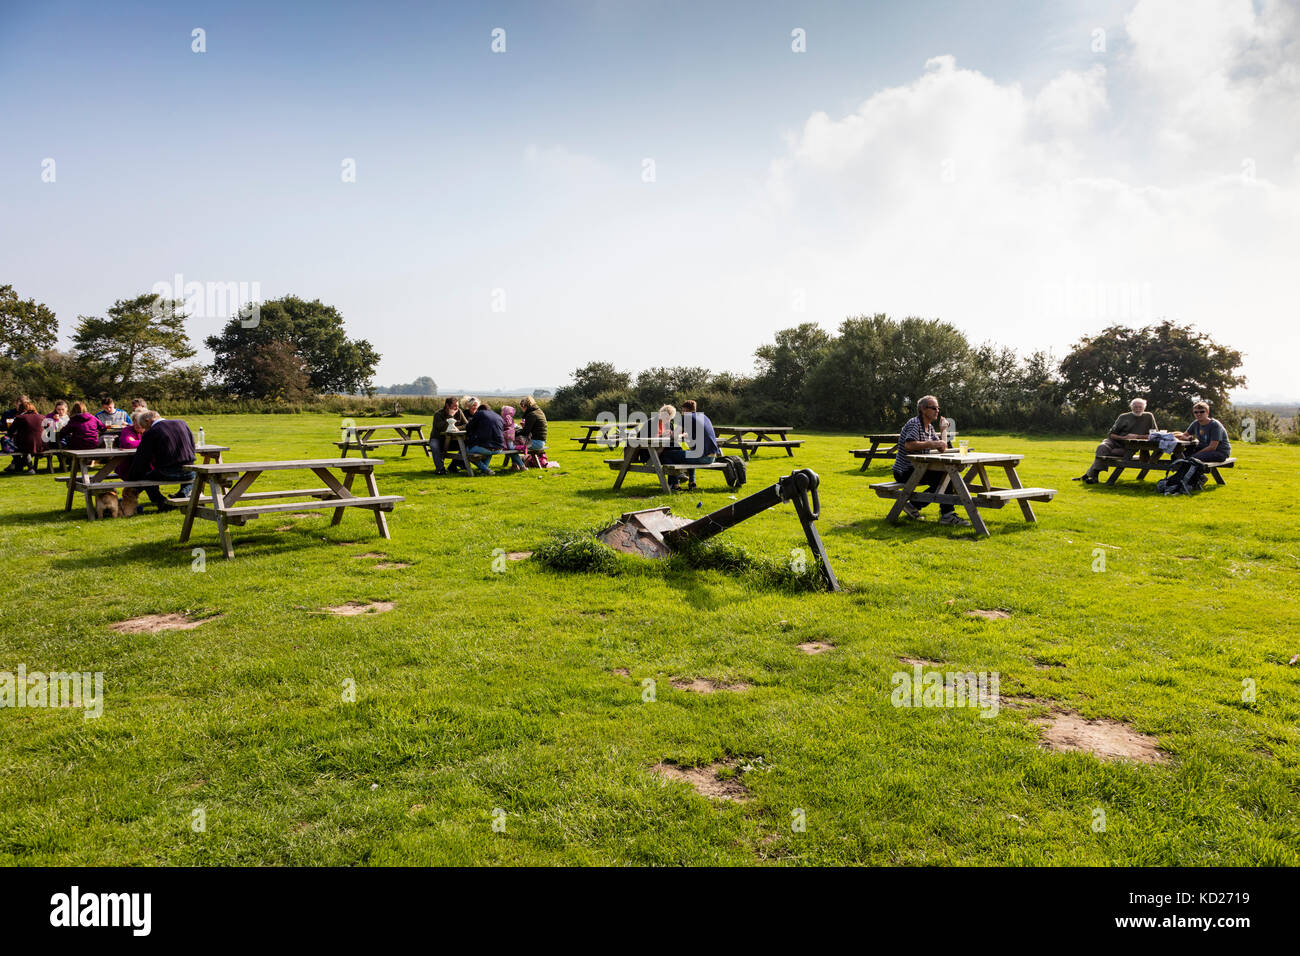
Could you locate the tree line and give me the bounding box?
[549,315,1268,437]
[0,284,379,406]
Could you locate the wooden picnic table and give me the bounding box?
[572,422,641,449]
[336,422,429,458]
[606,436,738,492]
[714,426,802,460]
[852,433,903,470]
[871,450,1055,537]
[180,458,403,559]
[58,445,229,519]
[1097,437,1237,486]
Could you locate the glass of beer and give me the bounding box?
[959,439,969,456]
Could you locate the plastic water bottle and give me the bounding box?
[198,426,205,446]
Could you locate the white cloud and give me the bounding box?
[759,4,1300,399]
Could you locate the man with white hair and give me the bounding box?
[124,409,196,511]
[1076,397,1158,483]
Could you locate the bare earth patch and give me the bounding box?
[1032,660,1065,670]
[274,525,294,531]
[672,678,750,694]
[374,562,411,569]
[326,601,395,616]
[1034,712,1168,764]
[111,612,219,634]
[651,760,751,802]
[353,552,386,559]
[506,551,533,561]
[967,609,1012,620]
[611,667,630,676]
[797,641,834,654]
[899,656,942,667]
[287,512,317,519]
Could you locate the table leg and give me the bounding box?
[330,469,358,525]
[1209,465,1226,485]
[861,440,877,471]
[886,462,928,522]
[1105,459,1129,485]
[1136,449,1161,481]
[363,467,390,538]
[948,466,989,537]
[208,475,235,559]
[612,447,634,490]
[65,462,83,511]
[647,449,670,492]
[179,477,204,543]
[1003,464,1036,523]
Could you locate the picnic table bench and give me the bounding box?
[335,422,429,458]
[572,422,641,449]
[1095,437,1237,486]
[714,426,802,460]
[437,429,547,474]
[870,451,1055,537]
[606,436,740,492]
[57,445,229,519]
[180,458,403,558]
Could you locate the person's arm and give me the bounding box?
[126,430,154,480]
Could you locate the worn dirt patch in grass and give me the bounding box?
[1034,712,1168,764]
[326,601,395,616]
[651,760,751,802]
[611,667,630,676]
[374,562,411,569]
[274,525,294,532]
[1032,660,1065,670]
[966,609,1012,620]
[899,656,942,667]
[506,551,533,561]
[111,612,220,634]
[797,641,834,654]
[353,552,386,559]
[672,678,750,694]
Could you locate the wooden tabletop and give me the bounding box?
[904,451,1022,466]
[346,422,426,431]
[59,444,228,459]
[192,458,382,474]
[622,436,676,448]
[865,433,900,441]
[715,426,793,434]
[1119,436,1193,446]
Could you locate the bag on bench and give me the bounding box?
[719,454,747,489]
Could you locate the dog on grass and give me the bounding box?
[95,491,120,519]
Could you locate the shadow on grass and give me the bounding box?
[826,512,1040,541]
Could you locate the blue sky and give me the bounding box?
[2,0,1294,399]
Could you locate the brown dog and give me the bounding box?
[119,488,139,517]
[95,491,120,519]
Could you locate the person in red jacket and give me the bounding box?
[4,400,45,473]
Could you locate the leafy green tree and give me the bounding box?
[753,323,831,398]
[72,293,195,392]
[1059,321,1245,418]
[206,296,379,397]
[0,284,58,358]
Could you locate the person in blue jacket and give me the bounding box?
[465,400,505,475]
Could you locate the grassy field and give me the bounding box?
[1,415,1296,866]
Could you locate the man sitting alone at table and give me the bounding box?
[659,399,720,491]
[893,395,971,526]
[1074,397,1158,484]
[122,410,196,513]
[465,400,505,475]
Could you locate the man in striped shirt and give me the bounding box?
[892,395,972,526]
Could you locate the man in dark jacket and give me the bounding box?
[126,411,196,511]
[430,397,469,474]
[465,402,505,475]
[659,399,721,490]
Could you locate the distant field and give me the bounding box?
[1,415,1296,865]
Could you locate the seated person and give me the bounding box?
[430,396,468,474]
[465,400,505,475]
[1174,402,1230,463]
[95,396,131,428]
[499,405,526,471]
[57,402,102,450]
[1076,397,1157,483]
[893,395,971,527]
[659,399,720,491]
[130,397,149,417]
[518,395,549,462]
[4,400,46,473]
[113,411,148,479]
[124,411,196,512]
[42,400,69,442]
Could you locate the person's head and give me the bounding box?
[1192,401,1211,422]
[100,396,115,411]
[131,410,151,431]
[680,400,697,413]
[501,404,515,422]
[444,396,459,413]
[70,401,85,416]
[657,404,676,421]
[464,397,480,414]
[130,397,147,411]
[138,410,162,429]
[478,401,492,413]
[1130,398,1147,413]
[917,395,940,424]
[519,395,536,411]
[20,400,36,414]
[54,400,67,415]
[16,394,30,407]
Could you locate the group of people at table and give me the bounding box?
[428,394,551,475]
[2,393,200,514]
[890,393,1232,525]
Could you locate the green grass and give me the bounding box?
[1,416,1297,865]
